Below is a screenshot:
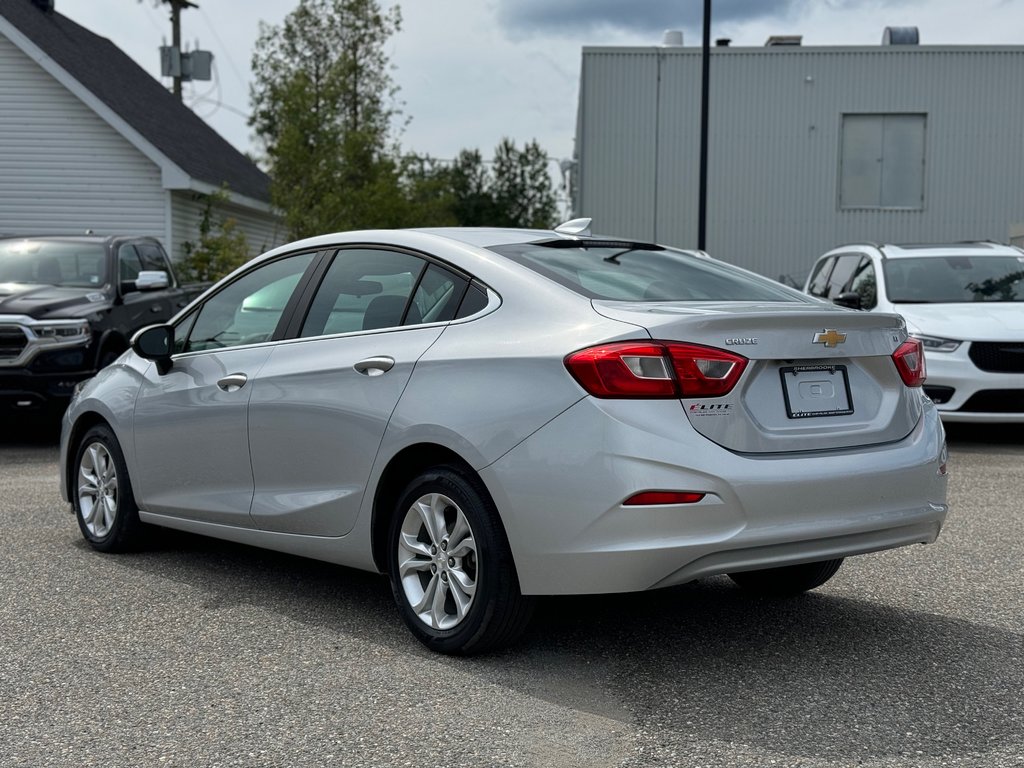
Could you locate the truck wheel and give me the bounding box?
[73,425,146,552]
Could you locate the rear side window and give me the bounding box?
[300,249,427,337]
[490,242,812,303]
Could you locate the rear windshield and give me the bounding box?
[883,255,1024,303]
[0,239,107,288]
[488,242,812,303]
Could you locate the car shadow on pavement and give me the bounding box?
[97,530,1022,764]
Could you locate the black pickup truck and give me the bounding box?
[0,235,208,415]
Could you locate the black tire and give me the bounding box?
[97,347,124,370]
[386,465,534,655]
[728,558,844,596]
[72,424,145,553]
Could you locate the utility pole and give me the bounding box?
[163,0,198,100]
[698,0,711,251]
[156,0,212,102]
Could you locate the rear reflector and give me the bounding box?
[624,491,706,506]
[893,338,926,387]
[565,341,747,398]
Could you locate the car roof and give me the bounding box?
[0,234,151,246]
[832,241,1022,259]
[880,242,1022,258]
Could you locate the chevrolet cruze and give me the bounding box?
[61,222,949,654]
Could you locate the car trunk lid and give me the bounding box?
[590,301,922,453]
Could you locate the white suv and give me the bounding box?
[805,242,1024,422]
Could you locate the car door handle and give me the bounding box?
[353,356,395,376]
[217,373,249,392]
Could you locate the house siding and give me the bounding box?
[169,191,285,263]
[0,34,165,240]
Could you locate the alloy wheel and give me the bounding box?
[397,492,478,630]
[78,441,118,538]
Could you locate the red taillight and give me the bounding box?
[893,338,926,387]
[624,491,706,506]
[565,341,747,399]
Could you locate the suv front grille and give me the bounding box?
[969,342,1024,373]
[0,325,27,361]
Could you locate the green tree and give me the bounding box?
[490,139,557,228]
[404,140,558,228]
[179,189,250,283]
[250,0,405,238]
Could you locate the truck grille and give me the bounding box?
[0,325,28,361]
[969,342,1024,373]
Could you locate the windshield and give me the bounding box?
[0,240,107,288]
[884,255,1024,303]
[489,242,812,303]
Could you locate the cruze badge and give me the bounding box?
[813,329,847,347]
[725,337,758,346]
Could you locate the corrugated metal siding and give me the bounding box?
[577,52,659,239]
[169,191,284,263]
[0,35,165,240]
[578,46,1024,281]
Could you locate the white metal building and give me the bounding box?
[573,31,1024,282]
[0,0,284,260]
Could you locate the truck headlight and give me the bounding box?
[32,321,91,345]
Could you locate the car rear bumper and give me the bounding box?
[483,398,948,595]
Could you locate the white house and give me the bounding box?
[0,0,284,259]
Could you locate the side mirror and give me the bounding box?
[131,324,173,374]
[136,270,170,291]
[833,291,863,310]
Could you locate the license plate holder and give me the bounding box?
[779,364,854,419]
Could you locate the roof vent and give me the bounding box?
[765,35,802,47]
[31,0,54,12]
[716,38,732,47]
[661,29,683,47]
[882,26,920,45]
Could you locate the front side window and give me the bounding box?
[489,242,813,303]
[840,113,926,209]
[118,244,144,287]
[848,260,878,309]
[136,243,173,278]
[883,255,1024,303]
[182,252,315,352]
[0,239,107,287]
[823,255,863,299]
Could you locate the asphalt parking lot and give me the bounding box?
[1,421,1022,768]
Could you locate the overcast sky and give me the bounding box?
[56,0,1024,174]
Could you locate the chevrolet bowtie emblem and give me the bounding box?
[813,329,847,347]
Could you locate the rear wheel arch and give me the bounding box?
[371,444,504,575]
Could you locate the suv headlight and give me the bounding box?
[915,334,961,353]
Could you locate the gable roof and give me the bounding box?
[0,0,271,205]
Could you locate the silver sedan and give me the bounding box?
[60,223,949,654]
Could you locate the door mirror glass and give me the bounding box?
[132,324,173,373]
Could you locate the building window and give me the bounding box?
[839,114,926,209]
